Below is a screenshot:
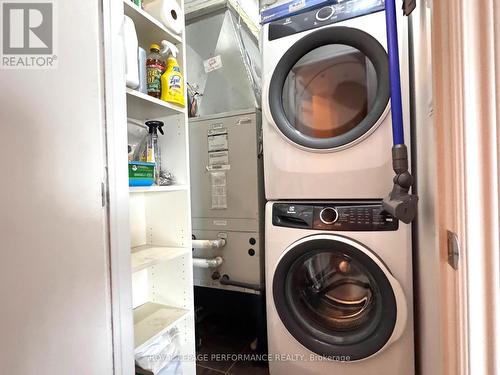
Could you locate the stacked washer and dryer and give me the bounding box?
[261,1,415,374]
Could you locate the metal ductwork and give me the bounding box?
[185,0,262,116]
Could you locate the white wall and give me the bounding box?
[0,1,114,374]
[409,3,443,374]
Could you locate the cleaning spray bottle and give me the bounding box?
[160,40,185,107]
[142,120,164,184]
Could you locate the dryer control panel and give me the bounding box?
[272,201,398,231]
[268,0,385,41]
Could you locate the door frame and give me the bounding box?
[101,1,135,374]
[431,0,500,374]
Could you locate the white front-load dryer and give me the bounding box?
[265,201,414,375]
[261,1,410,200]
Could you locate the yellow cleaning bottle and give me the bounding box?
[160,40,185,107]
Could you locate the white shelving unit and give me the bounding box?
[122,1,196,373]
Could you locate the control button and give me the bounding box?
[316,6,335,21]
[320,207,339,225]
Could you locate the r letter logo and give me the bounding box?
[1,0,57,69]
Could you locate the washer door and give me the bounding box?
[273,235,405,361]
[268,26,389,151]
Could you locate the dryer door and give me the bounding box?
[267,26,390,151]
[273,234,406,361]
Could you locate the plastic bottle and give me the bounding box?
[138,47,147,94]
[123,16,139,89]
[146,44,166,98]
[143,120,164,185]
[160,40,185,107]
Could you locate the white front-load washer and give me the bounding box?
[261,1,410,200]
[265,200,414,375]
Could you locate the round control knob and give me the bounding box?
[320,207,339,224]
[316,6,335,21]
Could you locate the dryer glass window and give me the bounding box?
[282,45,378,139]
[289,250,379,332]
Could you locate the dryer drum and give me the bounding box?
[268,26,390,150]
[273,237,397,360]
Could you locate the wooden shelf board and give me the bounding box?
[123,0,182,47]
[131,245,190,273]
[126,89,185,120]
[133,302,189,350]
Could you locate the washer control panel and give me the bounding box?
[268,0,385,41]
[273,201,398,231]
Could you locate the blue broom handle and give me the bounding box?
[384,0,405,146]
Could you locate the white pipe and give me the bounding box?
[192,239,226,250]
[192,256,224,269]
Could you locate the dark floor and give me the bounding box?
[196,312,270,375]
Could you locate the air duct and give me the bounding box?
[185,0,262,116]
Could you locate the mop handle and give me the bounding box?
[384,0,405,146]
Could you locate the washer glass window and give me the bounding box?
[282,45,378,140]
[273,237,398,360]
